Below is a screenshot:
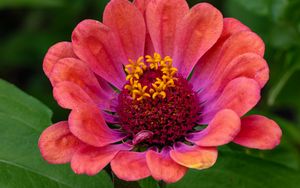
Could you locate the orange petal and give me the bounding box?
[53,81,93,109]
[43,42,76,78]
[198,53,269,104]
[38,121,84,164]
[103,0,146,60]
[133,0,155,55]
[146,147,187,183]
[233,115,282,149]
[50,58,112,110]
[187,109,240,146]
[220,18,250,40]
[173,3,223,77]
[146,0,189,56]
[170,143,218,170]
[190,18,255,92]
[69,104,126,147]
[71,143,132,175]
[199,32,266,102]
[72,19,126,89]
[201,77,261,124]
[133,0,151,14]
[111,151,151,181]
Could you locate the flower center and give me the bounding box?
[116,53,201,148]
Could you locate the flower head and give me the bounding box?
[39,0,282,183]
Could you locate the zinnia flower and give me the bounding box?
[38,0,282,183]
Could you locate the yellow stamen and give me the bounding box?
[146,52,162,70]
[124,53,178,101]
[132,84,151,101]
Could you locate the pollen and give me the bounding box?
[124,53,178,101]
[117,75,201,147]
[118,53,201,147]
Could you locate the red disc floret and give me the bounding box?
[117,75,201,148]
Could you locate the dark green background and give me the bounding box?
[1,0,300,187]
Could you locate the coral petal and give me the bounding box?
[104,0,146,60]
[71,143,132,175]
[133,0,151,14]
[220,18,250,39]
[111,151,151,181]
[69,104,126,147]
[199,53,269,102]
[43,42,76,78]
[221,53,269,88]
[53,81,93,109]
[133,130,154,145]
[38,121,83,164]
[201,77,261,123]
[146,0,189,56]
[50,58,112,110]
[170,143,218,170]
[197,31,266,95]
[72,19,126,89]
[187,109,241,146]
[96,76,118,99]
[103,112,120,124]
[133,0,155,55]
[173,3,223,77]
[233,115,282,149]
[146,147,187,183]
[217,31,265,61]
[190,20,259,92]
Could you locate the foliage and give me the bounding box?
[0,0,300,187]
[0,79,113,188]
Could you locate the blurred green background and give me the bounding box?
[1,0,300,187]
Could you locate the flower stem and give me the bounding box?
[159,181,167,188]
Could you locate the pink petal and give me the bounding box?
[193,31,265,94]
[103,0,146,60]
[68,104,126,147]
[201,77,261,124]
[54,82,117,121]
[50,58,112,110]
[233,115,282,149]
[199,53,269,103]
[132,130,154,145]
[111,151,151,181]
[216,53,268,88]
[43,42,76,78]
[170,143,218,170]
[187,109,240,146]
[146,0,189,56]
[173,3,223,78]
[220,18,250,39]
[133,0,155,55]
[190,18,252,92]
[38,121,84,164]
[203,31,265,86]
[72,19,126,89]
[53,81,93,109]
[133,0,151,14]
[96,75,118,99]
[146,147,187,183]
[103,112,120,124]
[71,143,132,175]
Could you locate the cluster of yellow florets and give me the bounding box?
[124,53,178,101]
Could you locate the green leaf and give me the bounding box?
[138,177,160,188]
[230,0,271,16]
[0,0,63,9]
[167,151,300,188]
[268,65,299,106]
[269,24,300,49]
[0,79,113,188]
